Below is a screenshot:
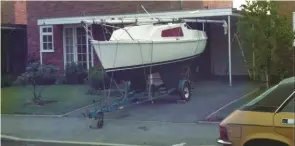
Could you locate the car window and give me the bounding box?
[280,93,295,113]
[244,83,294,109]
[244,85,278,107]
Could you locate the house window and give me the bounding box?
[40,25,54,52]
[63,25,92,70]
[161,27,184,37]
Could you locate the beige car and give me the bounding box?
[217,76,295,146]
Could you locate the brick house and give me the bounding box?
[1,1,27,79]
[27,1,233,72]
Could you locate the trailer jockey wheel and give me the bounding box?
[95,112,104,128]
[180,81,191,101]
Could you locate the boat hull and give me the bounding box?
[91,39,207,72]
[104,56,198,92]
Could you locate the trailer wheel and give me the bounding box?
[179,81,191,101]
[96,118,104,128]
[95,112,104,128]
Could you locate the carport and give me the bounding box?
[37,8,260,126]
[38,8,245,87]
[1,24,28,80]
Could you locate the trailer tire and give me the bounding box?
[179,81,191,101]
[96,118,104,128]
[95,112,104,129]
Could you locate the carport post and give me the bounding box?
[228,15,232,87]
[202,22,204,31]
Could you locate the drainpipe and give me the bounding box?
[179,0,182,10]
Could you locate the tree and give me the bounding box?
[237,0,295,88]
[14,61,59,105]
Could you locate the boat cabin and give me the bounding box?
[109,23,207,41]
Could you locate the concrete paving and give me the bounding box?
[1,115,219,146]
[1,80,258,146]
[67,80,258,123]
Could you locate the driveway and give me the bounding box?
[1,115,219,146]
[66,80,259,123]
[1,80,258,146]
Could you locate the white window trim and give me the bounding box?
[40,25,54,52]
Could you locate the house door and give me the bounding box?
[63,25,92,69]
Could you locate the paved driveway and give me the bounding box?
[1,80,258,146]
[1,115,219,146]
[66,80,259,123]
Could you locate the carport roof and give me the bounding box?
[37,8,241,25]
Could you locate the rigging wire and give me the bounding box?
[101,24,124,99]
[106,40,119,102]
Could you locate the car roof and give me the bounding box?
[279,76,295,85]
[240,76,294,112]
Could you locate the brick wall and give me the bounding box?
[275,1,295,25]
[1,1,27,24]
[202,1,232,9]
[14,1,27,24]
[27,1,233,70]
[181,1,232,10]
[1,1,14,24]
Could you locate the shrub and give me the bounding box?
[55,75,66,85]
[13,61,59,102]
[1,74,16,87]
[65,62,88,84]
[88,66,104,90]
[13,62,59,86]
[13,74,28,86]
[35,64,59,85]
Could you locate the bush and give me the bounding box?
[55,75,66,85]
[13,62,59,86]
[13,74,28,86]
[64,62,88,84]
[88,66,104,90]
[1,74,16,87]
[36,64,59,85]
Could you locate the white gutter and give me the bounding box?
[38,8,234,25]
[82,18,227,25]
[184,19,225,23]
[82,18,179,25]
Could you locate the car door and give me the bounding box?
[273,91,295,146]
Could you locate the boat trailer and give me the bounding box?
[83,77,192,128]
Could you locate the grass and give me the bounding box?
[205,86,267,121]
[1,85,102,115]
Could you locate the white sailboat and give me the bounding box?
[89,20,208,72]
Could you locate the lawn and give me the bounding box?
[1,85,102,115]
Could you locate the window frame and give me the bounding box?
[40,25,54,52]
[276,91,295,113]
